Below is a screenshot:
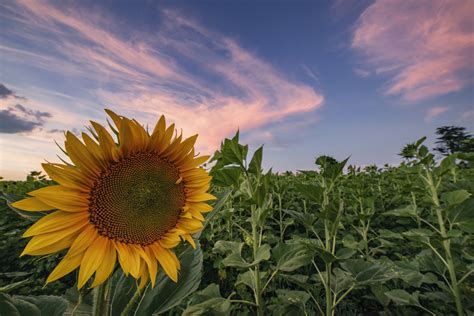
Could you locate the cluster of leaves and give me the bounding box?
[0,128,473,315]
[184,132,474,315]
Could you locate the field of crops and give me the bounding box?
[1,132,473,315]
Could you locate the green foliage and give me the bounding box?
[1,131,473,315]
[434,126,474,155]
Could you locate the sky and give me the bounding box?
[0,0,473,179]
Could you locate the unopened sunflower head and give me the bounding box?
[12,109,215,289]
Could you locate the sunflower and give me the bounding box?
[12,109,215,289]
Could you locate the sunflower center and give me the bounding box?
[89,152,185,245]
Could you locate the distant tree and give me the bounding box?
[434,126,474,155]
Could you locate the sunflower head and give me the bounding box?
[12,109,215,289]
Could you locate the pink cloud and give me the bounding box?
[352,0,474,102]
[1,0,324,153]
[425,106,449,122]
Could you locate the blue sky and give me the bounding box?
[0,0,473,179]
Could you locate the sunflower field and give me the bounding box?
[1,125,474,315]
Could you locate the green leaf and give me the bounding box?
[110,272,137,315]
[134,245,203,315]
[275,289,310,306]
[384,289,419,306]
[283,209,317,228]
[182,284,230,316]
[134,246,206,316]
[0,293,40,316]
[300,240,337,264]
[23,296,68,316]
[254,244,271,263]
[441,190,471,206]
[248,146,263,176]
[0,294,68,316]
[0,279,31,293]
[273,242,313,272]
[197,189,232,238]
[448,198,474,233]
[392,261,424,287]
[236,270,267,292]
[371,284,390,307]
[211,167,242,187]
[295,183,323,204]
[340,259,394,285]
[383,205,417,217]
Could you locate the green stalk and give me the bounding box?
[93,278,112,316]
[426,172,463,316]
[325,261,332,316]
[120,288,141,316]
[251,206,263,316]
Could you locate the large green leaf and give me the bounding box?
[340,259,394,285]
[0,294,68,316]
[448,198,474,233]
[273,242,313,272]
[212,167,242,187]
[134,245,203,315]
[295,183,323,204]
[248,146,263,176]
[182,284,230,316]
[384,289,420,306]
[197,188,232,238]
[441,189,471,206]
[383,205,417,218]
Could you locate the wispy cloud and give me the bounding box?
[0,0,324,152]
[0,83,52,134]
[425,106,449,122]
[352,0,474,102]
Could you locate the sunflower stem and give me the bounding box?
[120,288,141,316]
[93,278,112,316]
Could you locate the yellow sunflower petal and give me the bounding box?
[78,236,109,289]
[65,132,101,176]
[42,163,93,192]
[186,192,217,203]
[179,155,210,171]
[11,197,55,212]
[29,185,89,212]
[177,218,204,233]
[114,242,141,278]
[22,233,76,256]
[150,243,179,282]
[186,202,213,213]
[90,240,117,288]
[105,109,123,131]
[159,231,182,249]
[168,134,198,162]
[23,211,88,237]
[188,208,205,221]
[182,234,196,249]
[91,121,119,162]
[148,115,166,148]
[118,118,135,156]
[156,123,175,154]
[82,133,108,170]
[137,247,158,287]
[138,259,149,290]
[46,252,84,284]
[67,224,99,257]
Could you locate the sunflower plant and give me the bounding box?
[7,110,220,315]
